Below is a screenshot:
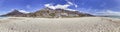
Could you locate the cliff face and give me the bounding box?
[1,8,94,18]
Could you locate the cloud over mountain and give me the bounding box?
[44,4,70,9]
[11,9,30,13]
[44,0,78,11]
[19,10,30,13]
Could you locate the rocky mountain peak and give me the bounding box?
[1,9,26,17]
[11,9,20,13]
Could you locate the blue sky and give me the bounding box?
[0,0,120,16]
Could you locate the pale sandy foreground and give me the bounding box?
[0,17,120,32]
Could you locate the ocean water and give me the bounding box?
[0,17,3,19]
[0,17,6,19]
[106,16,120,19]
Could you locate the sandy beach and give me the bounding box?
[0,17,120,32]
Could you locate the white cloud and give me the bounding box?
[26,5,31,9]
[95,10,120,16]
[11,9,30,13]
[75,5,78,8]
[44,0,78,11]
[19,10,30,13]
[65,0,73,5]
[45,4,70,9]
[65,0,78,8]
[66,9,77,11]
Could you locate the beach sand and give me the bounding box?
[0,17,120,32]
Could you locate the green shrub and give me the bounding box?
[49,13,55,17]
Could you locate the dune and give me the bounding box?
[0,17,120,32]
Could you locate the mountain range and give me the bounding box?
[1,8,94,18]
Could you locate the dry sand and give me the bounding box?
[0,17,120,32]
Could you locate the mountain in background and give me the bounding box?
[1,8,94,18]
[1,9,27,17]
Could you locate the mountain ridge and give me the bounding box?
[1,8,94,18]
[1,9,27,17]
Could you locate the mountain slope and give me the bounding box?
[27,8,94,18]
[1,9,26,17]
[1,8,94,18]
